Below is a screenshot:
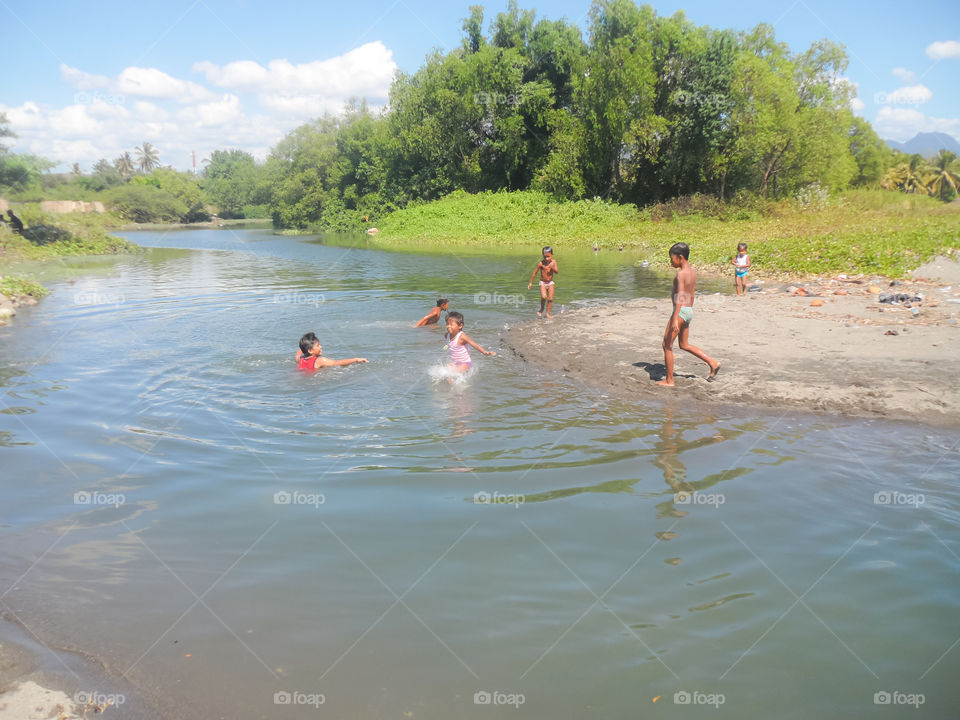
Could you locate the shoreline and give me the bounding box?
[503,271,960,428]
[0,611,155,720]
[119,218,271,231]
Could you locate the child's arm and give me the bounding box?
[528,263,541,289]
[296,349,304,360]
[460,333,496,356]
[549,260,559,275]
[316,357,368,367]
[744,254,750,268]
[413,310,435,328]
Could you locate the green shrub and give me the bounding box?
[106,184,187,223]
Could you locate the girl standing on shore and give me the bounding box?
[731,243,750,296]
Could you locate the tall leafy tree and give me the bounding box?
[135,142,160,173]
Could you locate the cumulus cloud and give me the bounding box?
[178,94,242,126]
[5,43,398,170]
[193,41,397,101]
[874,84,933,106]
[874,106,960,143]
[61,63,212,103]
[926,40,960,60]
[116,67,214,103]
[60,65,111,90]
[850,97,865,113]
[891,67,916,83]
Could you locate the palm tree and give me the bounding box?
[925,150,960,202]
[135,142,160,174]
[114,152,135,180]
[881,163,923,193]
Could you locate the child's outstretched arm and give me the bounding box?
[316,357,368,367]
[461,333,496,356]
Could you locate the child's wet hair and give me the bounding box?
[446,311,464,326]
[669,242,689,260]
[738,242,748,251]
[436,297,449,307]
[542,246,553,256]
[299,332,318,356]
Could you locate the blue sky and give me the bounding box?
[2,0,958,170]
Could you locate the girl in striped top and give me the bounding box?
[444,311,496,372]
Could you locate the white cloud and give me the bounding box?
[926,40,960,60]
[850,97,865,113]
[194,41,397,101]
[873,106,960,143]
[3,43,397,171]
[178,94,242,126]
[116,67,213,103]
[874,84,933,106]
[60,64,111,90]
[891,67,916,83]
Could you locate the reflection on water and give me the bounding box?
[0,230,958,719]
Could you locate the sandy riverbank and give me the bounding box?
[503,272,960,426]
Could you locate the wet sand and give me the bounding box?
[503,276,960,426]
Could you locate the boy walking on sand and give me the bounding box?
[657,242,720,387]
[527,246,559,318]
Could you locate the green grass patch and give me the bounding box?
[376,189,960,277]
[0,273,48,298]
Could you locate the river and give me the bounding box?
[0,228,957,718]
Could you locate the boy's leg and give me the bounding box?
[677,324,720,379]
[545,284,555,317]
[538,284,547,316]
[657,318,678,386]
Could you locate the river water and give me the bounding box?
[0,229,957,718]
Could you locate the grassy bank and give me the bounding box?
[376,190,960,277]
[0,207,139,302]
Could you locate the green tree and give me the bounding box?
[203,149,266,218]
[114,152,135,180]
[135,142,160,173]
[848,117,892,186]
[131,168,210,222]
[925,150,960,201]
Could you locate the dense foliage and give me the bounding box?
[1,1,957,232]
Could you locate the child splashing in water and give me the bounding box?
[444,311,496,373]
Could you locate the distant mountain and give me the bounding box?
[885,132,960,157]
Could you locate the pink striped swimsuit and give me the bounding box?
[447,331,471,365]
